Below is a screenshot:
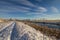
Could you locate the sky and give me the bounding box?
[0,0,60,20]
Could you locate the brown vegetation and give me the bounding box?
[24,22,60,39]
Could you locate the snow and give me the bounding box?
[0,21,57,40]
[0,22,15,40]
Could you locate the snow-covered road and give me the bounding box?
[0,21,57,40]
[0,22,15,40]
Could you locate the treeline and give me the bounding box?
[24,22,60,39]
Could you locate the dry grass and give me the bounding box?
[24,22,60,39]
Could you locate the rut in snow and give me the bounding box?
[0,22,57,40]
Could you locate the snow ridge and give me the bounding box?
[0,22,57,40]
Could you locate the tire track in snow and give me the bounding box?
[0,22,15,40]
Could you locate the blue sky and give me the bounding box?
[0,0,60,20]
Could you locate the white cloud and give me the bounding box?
[0,0,37,13]
[0,5,32,13]
[38,7,47,12]
[10,0,37,7]
[51,7,59,13]
[26,7,48,15]
[26,13,42,15]
[0,0,47,14]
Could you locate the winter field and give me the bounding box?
[0,21,59,40]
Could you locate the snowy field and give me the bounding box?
[0,21,57,40]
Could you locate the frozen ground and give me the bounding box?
[0,21,57,40]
